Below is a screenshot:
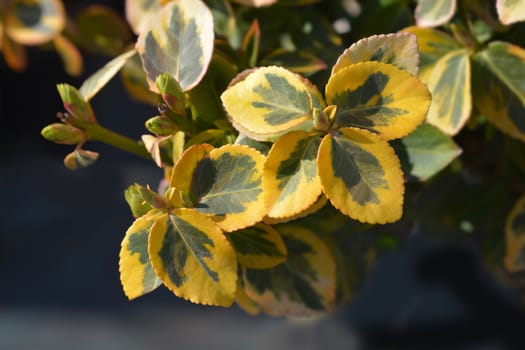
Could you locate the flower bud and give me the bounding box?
[41,123,86,145]
[145,115,178,136]
[63,149,99,170]
[155,73,186,115]
[57,84,96,124]
[125,183,166,218]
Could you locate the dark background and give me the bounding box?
[1,1,525,349]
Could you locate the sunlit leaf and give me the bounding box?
[125,0,161,35]
[261,49,327,75]
[79,49,137,101]
[471,41,525,142]
[149,210,237,306]
[170,143,214,188]
[119,210,163,299]
[505,195,525,272]
[426,49,471,135]
[391,123,462,181]
[415,0,457,28]
[242,224,336,317]
[53,35,83,76]
[264,131,323,219]
[136,0,214,92]
[226,223,287,269]
[332,32,419,76]
[221,66,314,141]
[120,53,159,105]
[5,0,65,45]
[326,61,430,140]
[263,194,328,225]
[497,0,525,25]
[317,127,404,224]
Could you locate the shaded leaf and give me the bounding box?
[2,33,27,72]
[119,210,163,299]
[415,0,457,28]
[204,0,241,48]
[226,223,287,269]
[234,134,272,156]
[426,49,472,135]
[136,0,214,92]
[120,53,160,105]
[242,224,336,317]
[497,0,525,25]
[326,61,430,140]
[63,149,99,170]
[317,128,404,224]
[230,0,278,7]
[53,35,83,76]
[261,49,327,75]
[149,210,237,306]
[505,195,525,272]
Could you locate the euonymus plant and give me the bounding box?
[28,0,525,315]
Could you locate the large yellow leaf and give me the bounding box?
[326,61,430,140]
[149,210,237,306]
[264,131,323,219]
[317,127,404,224]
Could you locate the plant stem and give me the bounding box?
[87,123,151,159]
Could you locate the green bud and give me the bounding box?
[125,183,166,218]
[63,149,99,170]
[313,108,331,131]
[155,73,186,115]
[41,123,86,145]
[57,84,96,124]
[145,115,178,136]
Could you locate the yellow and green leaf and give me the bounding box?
[119,210,163,299]
[326,61,430,140]
[471,41,525,142]
[505,195,525,272]
[5,0,65,45]
[125,0,161,35]
[149,210,238,306]
[497,0,525,25]
[135,0,214,92]
[264,131,323,219]
[226,223,287,269]
[332,32,419,76]
[242,224,336,317]
[317,128,404,224]
[221,66,315,141]
[426,49,471,135]
[415,0,457,28]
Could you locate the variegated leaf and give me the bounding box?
[471,41,525,142]
[326,61,430,140]
[264,131,323,219]
[415,0,457,28]
[221,66,315,141]
[235,134,272,156]
[125,0,161,35]
[136,0,214,92]
[263,194,327,225]
[242,224,336,317]
[332,32,419,76]
[5,0,65,45]
[119,210,163,299]
[497,0,525,25]
[261,49,327,75]
[317,128,404,224]
[226,223,287,269]
[505,195,525,272]
[79,49,137,101]
[149,210,237,306]
[171,144,267,231]
[426,49,471,135]
[235,278,261,315]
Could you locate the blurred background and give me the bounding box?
[2,1,525,349]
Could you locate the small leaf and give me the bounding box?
[326,61,430,140]
[264,131,323,219]
[125,0,161,35]
[497,0,525,25]
[57,84,96,124]
[391,123,462,181]
[426,49,472,135]
[119,210,163,299]
[125,184,166,218]
[79,49,137,101]
[242,19,261,67]
[261,49,327,75]
[41,123,85,145]
[317,128,404,224]
[505,195,525,272]
[242,224,336,317]
[136,0,214,92]
[63,149,99,170]
[148,210,238,306]
[415,0,457,28]
[5,0,65,45]
[332,32,419,76]
[221,66,315,141]
[226,223,287,269]
[53,35,83,76]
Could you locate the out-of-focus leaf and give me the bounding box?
[120,53,159,105]
[426,49,472,135]
[5,0,65,45]
[125,0,161,35]
[505,195,525,272]
[119,210,163,299]
[2,33,27,72]
[471,41,525,142]
[136,0,214,92]
[391,123,462,181]
[242,20,260,68]
[79,49,137,101]
[242,224,336,317]
[149,210,237,306]
[63,149,99,170]
[497,0,525,25]
[415,0,457,28]
[53,35,83,76]
[229,0,277,7]
[317,127,404,224]
[332,32,419,76]
[326,61,430,141]
[261,49,327,75]
[204,0,241,48]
